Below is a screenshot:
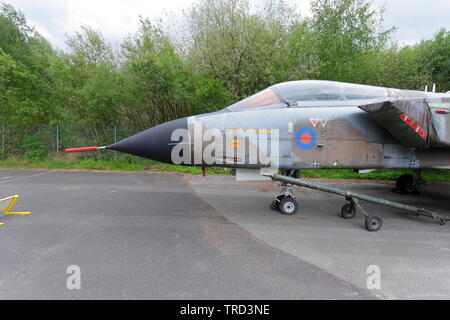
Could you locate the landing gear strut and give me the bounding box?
[395,171,426,194]
[271,170,299,216]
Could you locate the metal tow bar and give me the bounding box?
[269,174,450,232]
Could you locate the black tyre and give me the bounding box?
[270,200,279,211]
[279,197,298,216]
[341,203,356,219]
[396,174,417,194]
[365,215,383,232]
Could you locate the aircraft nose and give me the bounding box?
[108,117,188,164]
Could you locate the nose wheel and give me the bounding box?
[270,199,280,211]
[271,196,298,215]
[279,197,298,216]
[271,170,299,216]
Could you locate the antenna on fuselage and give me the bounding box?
[424,85,428,92]
[432,83,436,93]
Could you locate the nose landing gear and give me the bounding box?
[271,170,299,216]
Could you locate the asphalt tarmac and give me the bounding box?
[190,175,450,299]
[0,170,448,299]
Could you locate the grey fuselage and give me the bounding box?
[109,80,450,171]
[193,105,450,170]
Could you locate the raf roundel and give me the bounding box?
[295,127,317,150]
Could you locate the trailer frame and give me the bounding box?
[268,174,450,232]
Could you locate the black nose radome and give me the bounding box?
[108,117,188,164]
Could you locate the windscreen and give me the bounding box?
[227,88,281,111]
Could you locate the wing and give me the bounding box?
[358,98,438,149]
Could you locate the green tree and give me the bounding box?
[0,2,35,65]
[0,3,59,124]
[418,29,450,92]
[1,0,448,132]
[120,18,191,126]
[183,0,299,100]
[53,26,121,126]
[119,18,231,126]
[0,51,35,122]
[274,20,318,82]
[310,0,393,83]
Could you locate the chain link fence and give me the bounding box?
[0,124,145,160]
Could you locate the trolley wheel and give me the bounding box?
[365,215,383,232]
[341,203,356,219]
[396,174,418,194]
[270,200,280,211]
[279,197,298,216]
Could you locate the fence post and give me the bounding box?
[1,123,4,160]
[56,124,59,153]
[114,126,117,160]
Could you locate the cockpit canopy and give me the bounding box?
[276,81,389,102]
[226,80,392,112]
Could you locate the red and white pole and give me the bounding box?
[64,146,107,153]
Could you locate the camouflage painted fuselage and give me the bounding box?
[193,105,450,170]
[190,81,450,171]
[109,80,450,171]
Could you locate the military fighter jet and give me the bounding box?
[66,80,450,230]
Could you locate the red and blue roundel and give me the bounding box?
[295,128,317,150]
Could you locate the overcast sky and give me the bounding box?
[4,0,450,50]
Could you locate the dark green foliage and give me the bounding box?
[23,135,46,160]
[418,29,450,92]
[0,0,448,133]
[310,0,392,82]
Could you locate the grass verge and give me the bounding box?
[0,155,448,181]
